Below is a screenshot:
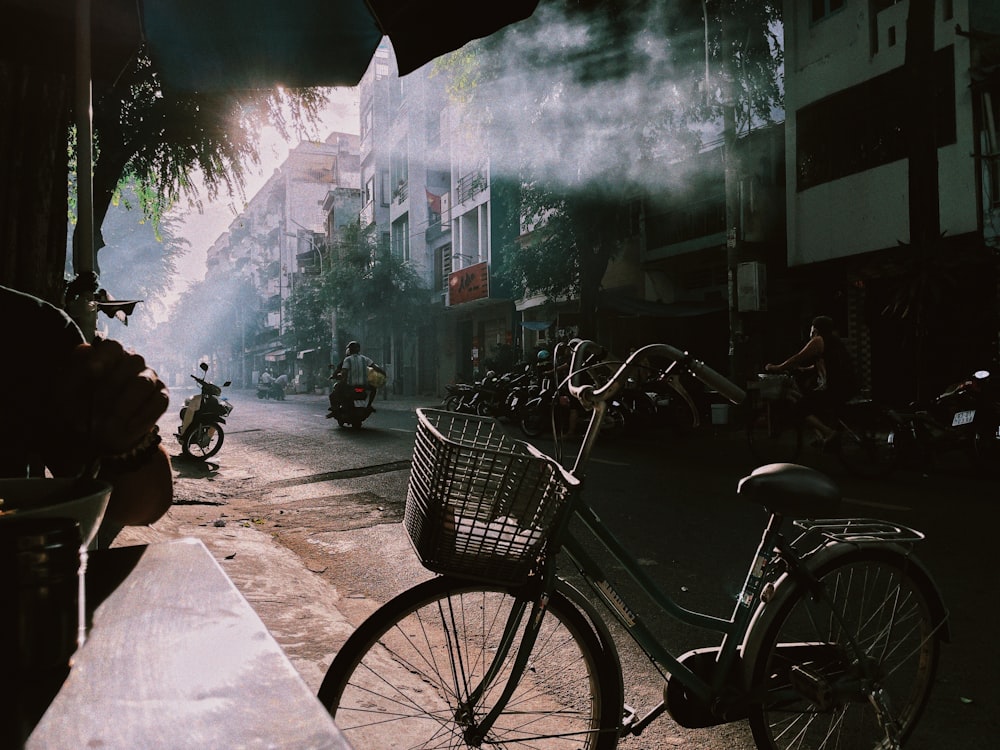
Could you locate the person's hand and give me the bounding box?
[65,338,169,457]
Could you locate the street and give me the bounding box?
[125,387,1000,749]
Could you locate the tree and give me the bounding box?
[68,183,190,324]
[458,0,783,338]
[82,54,328,288]
[285,269,333,356]
[1,12,327,310]
[322,222,427,348]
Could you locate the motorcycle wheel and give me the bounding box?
[521,407,547,438]
[182,422,225,460]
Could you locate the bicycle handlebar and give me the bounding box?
[566,340,746,406]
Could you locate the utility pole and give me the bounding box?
[719,2,744,389]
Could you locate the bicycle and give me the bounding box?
[318,341,950,749]
[747,373,899,478]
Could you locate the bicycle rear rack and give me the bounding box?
[793,518,925,545]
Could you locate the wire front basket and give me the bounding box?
[404,409,576,586]
[757,373,801,402]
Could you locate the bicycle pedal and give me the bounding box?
[620,703,638,730]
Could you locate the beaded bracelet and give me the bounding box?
[100,426,162,474]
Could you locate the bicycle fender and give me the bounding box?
[740,542,951,690]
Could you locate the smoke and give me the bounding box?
[450,2,737,197]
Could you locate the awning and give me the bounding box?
[138,0,541,91]
[520,321,552,331]
[264,349,288,362]
[598,291,726,319]
[296,349,318,359]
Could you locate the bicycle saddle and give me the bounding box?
[737,463,841,518]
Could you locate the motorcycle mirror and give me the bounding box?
[223,381,232,387]
[974,370,990,379]
[200,362,209,373]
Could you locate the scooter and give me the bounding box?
[256,379,286,400]
[327,377,377,428]
[176,362,232,460]
[888,367,1000,475]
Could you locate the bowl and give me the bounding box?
[0,478,113,549]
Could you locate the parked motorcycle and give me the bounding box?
[176,362,233,460]
[442,367,536,421]
[888,368,1000,475]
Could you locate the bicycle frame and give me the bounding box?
[460,394,784,741]
[449,343,945,745]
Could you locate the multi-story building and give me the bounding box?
[357,42,522,394]
[353,2,999,403]
[783,0,1000,401]
[204,133,360,387]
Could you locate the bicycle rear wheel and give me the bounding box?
[837,407,899,479]
[318,576,621,749]
[747,549,943,750]
[748,402,803,465]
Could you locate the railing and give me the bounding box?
[456,170,487,204]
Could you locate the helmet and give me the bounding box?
[537,349,550,361]
[347,341,360,354]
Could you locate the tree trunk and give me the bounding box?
[0,61,72,305]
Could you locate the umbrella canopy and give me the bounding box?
[139,0,540,91]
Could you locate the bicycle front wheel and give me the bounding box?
[748,402,802,465]
[747,549,942,750]
[318,576,621,749]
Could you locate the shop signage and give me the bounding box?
[448,262,489,305]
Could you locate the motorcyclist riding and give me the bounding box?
[327,341,386,418]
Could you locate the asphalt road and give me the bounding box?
[117,387,999,749]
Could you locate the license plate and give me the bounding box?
[952,410,975,427]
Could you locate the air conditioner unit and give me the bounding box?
[737,261,767,312]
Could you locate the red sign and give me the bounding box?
[448,262,489,305]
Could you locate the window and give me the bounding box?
[797,46,956,191]
[811,0,844,23]
[361,105,373,141]
[391,151,409,202]
[435,245,452,291]
[364,174,375,207]
[391,215,410,261]
[380,170,391,205]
